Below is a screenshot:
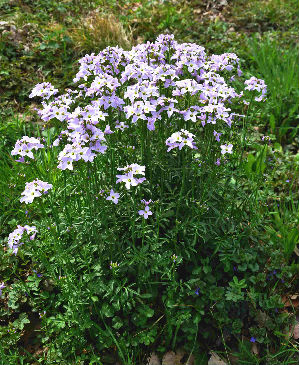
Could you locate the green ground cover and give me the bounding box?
[0,1,299,364]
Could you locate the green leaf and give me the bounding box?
[112,316,123,329]
[273,142,282,152]
[13,313,30,330]
[139,293,153,299]
[101,303,114,317]
[245,153,255,176]
[138,305,155,318]
[269,114,276,131]
[163,209,175,218]
[248,262,259,272]
[203,266,210,274]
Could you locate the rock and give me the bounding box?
[208,352,227,365]
[162,350,183,365]
[0,21,10,28]
[146,352,161,365]
[185,353,195,365]
[219,0,228,6]
[292,321,299,339]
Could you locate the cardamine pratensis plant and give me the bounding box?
[5,34,270,363]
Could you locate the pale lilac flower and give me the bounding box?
[244,77,267,101]
[53,138,60,147]
[16,157,25,163]
[20,179,53,204]
[11,136,44,161]
[164,103,178,117]
[141,199,152,206]
[220,144,233,155]
[138,205,152,219]
[171,254,178,263]
[57,156,74,170]
[7,225,37,255]
[116,164,146,190]
[128,164,145,175]
[24,225,37,240]
[183,109,197,123]
[116,171,139,190]
[115,121,129,131]
[106,189,120,204]
[166,129,197,152]
[104,124,114,134]
[0,282,6,296]
[244,77,266,92]
[57,142,98,170]
[213,130,222,142]
[29,82,58,99]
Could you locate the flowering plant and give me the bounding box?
[5,34,280,363]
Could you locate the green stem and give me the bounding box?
[238,94,254,168]
[174,150,187,245]
[141,218,145,249]
[63,171,71,226]
[132,190,137,247]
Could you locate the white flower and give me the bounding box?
[220,144,233,155]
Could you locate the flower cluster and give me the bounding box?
[244,77,267,101]
[166,129,198,152]
[29,34,254,170]
[25,34,267,172]
[20,179,53,204]
[109,261,120,269]
[29,82,58,100]
[171,254,178,263]
[11,136,44,162]
[57,140,106,171]
[7,225,37,255]
[116,164,146,190]
[261,135,271,144]
[195,287,201,295]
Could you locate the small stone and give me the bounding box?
[208,352,227,365]
[185,353,195,365]
[162,350,183,365]
[146,352,161,365]
[293,321,299,339]
[219,0,228,6]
